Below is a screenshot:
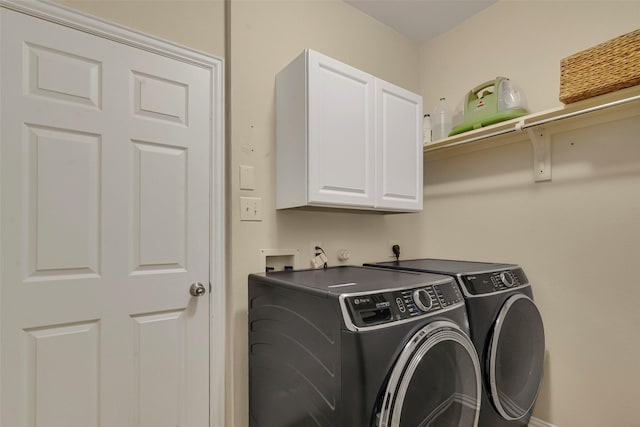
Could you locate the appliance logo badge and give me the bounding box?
[475,100,485,110]
[354,296,371,305]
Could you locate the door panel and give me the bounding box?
[1,7,212,427]
[133,141,187,271]
[26,125,101,278]
[133,71,188,124]
[26,321,100,427]
[132,310,187,427]
[26,42,102,108]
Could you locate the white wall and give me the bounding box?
[228,1,422,425]
[420,2,640,425]
[59,0,225,57]
[420,0,640,114]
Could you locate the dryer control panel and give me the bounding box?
[343,279,463,329]
[460,268,528,295]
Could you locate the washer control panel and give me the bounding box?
[461,268,528,295]
[344,280,463,328]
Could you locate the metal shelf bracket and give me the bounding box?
[527,127,551,182]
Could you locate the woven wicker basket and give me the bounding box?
[559,29,640,104]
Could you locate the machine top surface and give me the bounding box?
[251,265,452,296]
[370,258,518,275]
[368,259,531,296]
[250,266,466,331]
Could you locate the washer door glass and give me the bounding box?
[378,320,481,427]
[488,294,545,420]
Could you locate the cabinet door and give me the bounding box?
[375,79,423,211]
[307,51,375,207]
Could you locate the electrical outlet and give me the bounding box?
[388,240,400,258]
[310,252,328,269]
[310,241,322,259]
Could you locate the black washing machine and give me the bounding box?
[366,259,545,427]
[248,266,482,427]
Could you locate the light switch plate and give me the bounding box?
[239,165,255,190]
[240,196,262,221]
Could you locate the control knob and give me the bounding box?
[500,272,516,287]
[412,288,433,312]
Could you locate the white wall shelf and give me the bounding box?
[424,86,640,182]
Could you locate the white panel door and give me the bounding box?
[375,79,423,211]
[307,50,376,207]
[1,6,213,427]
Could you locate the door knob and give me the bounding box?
[190,282,207,297]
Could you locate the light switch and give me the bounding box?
[240,196,262,221]
[239,165,255,190]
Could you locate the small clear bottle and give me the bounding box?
[423,114,432,144]
[432,97,452,141]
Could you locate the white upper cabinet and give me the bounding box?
[276,49,423,212]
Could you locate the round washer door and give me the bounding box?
[378,320,481,427]
[488,294,545,421]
